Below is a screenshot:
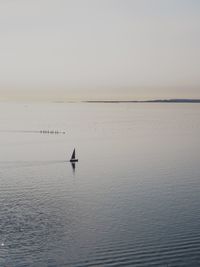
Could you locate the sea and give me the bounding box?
[0,102,200,267]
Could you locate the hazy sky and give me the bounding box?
[0,0,200,100]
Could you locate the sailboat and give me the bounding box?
[70,148,78,162]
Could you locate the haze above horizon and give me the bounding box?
[0,0,200,101]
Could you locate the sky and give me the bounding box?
[0,0,200,101]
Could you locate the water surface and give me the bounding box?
[0,102,200,266]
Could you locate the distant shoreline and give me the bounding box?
[1,99,200,104]
[83,99,200,103]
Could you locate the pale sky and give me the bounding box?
[0,0,200,100]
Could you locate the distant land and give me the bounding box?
[84,99,200,103]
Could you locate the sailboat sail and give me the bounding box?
[71,149,75,160]
[70,148,78,162]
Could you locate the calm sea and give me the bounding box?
[0,102,200,267]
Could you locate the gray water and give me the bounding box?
[0,102,200,267]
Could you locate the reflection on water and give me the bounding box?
[0,103,200,266]
[71,162,76,173]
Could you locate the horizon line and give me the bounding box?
[0,98,200,103]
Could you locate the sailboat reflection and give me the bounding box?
[71,162,76,172]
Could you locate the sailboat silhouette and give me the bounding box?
[70,148,78,162]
